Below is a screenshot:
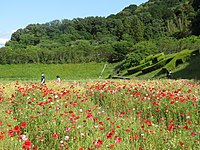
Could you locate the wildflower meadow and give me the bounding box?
[0,79,199,149]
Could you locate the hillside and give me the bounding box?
[0,0,200,80]
[118,50,200,80]
[172,54,200,80]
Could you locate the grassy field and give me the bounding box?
[0,54,199,82]
[0,63,115,81]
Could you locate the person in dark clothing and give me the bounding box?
[41,72,45,85]
[167,70,172,79]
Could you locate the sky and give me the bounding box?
[0,0,148,47]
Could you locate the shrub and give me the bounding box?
[139,55,153,64]
[163,49,199,71]
[115,52,144,71]
[157,55,165,62]
[152,53,165,63]
[127,61,152,74]
[142,55,174,74]
[139,53,165,65]
[139,59,146,65]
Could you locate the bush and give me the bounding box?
[163,49,199,71]
[127,61,152,74]
[140,55,153,64]
[115,52,144,71]
[151,52,165,64]
[157,55,165,62]
[139,59,146,65]
[139,53,165,65]
[142,55,174,74]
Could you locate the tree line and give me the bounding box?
[0,0,200,64]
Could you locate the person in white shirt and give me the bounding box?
[56,75,61,83]
[41,72,45,85]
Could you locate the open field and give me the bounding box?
[0,63,115,81]
[0,79,199,149]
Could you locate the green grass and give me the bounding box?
[0,62,115,81]
[172,55,200,80]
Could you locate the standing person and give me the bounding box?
[41,72,45,85]
[168,70,172,79]
[56,75,61,83]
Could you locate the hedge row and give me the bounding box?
[140,53,164,65]
[127,61,152,74]
[142,55,174,74]
[162,49,199,71]
[140,55,153,64]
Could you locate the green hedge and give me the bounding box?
[139,53,165,65]
[140,55,153,65]
[152,52,165,64]
[156,54,165,62]
[162,49,199,71]
[142,55,174,74]
[139,59,146,65]
[127,61,152,74]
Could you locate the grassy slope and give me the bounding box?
[126,55,200,80]
[172,55,200,80]
[0,55,199,81]
[0,62,115,81]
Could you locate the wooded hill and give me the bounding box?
[0,0,200,66]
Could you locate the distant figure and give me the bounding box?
[41,72,45,85]
[56,75,61,83]
[167,70,172,79]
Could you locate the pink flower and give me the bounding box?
[86,113,93,119]
[114,136,122,143]
[65,127,71,132]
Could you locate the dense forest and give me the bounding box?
[0,0,200,65]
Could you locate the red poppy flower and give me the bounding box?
[13,125,20,131]
[134,134,139,139]
[21,122,27,128]
[191,132,195,136]
[110,144,115,149]
[52,133,60,138]
[8,129,14,137]
[22,140,32,149]
[180,141,184,147]
[0,132,4,140]
[86,113,93,119]
[39,137,45,141]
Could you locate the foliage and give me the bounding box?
[163,49,200,71]
[127,61,152,74]
[142,55,174,74]
[1,0,200,65]
[114,41,158,72]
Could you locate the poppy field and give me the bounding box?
[0,79,199,149]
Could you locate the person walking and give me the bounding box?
[56,75,61,83]
[41,72,45,85]
[168,70,172,79]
